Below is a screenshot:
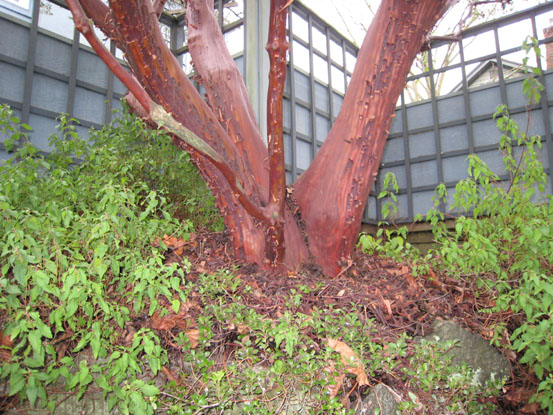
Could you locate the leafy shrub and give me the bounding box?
[0,106,193,413]
[427,103,553,411]
[88,105,223,230]
[358,37,553,411]
[426,38,553,411]
[358,172,419,262]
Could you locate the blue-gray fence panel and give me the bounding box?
[0,8,124,156]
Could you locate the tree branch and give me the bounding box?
[186,0,270,191]
[67,0,270,225]
[78,0,117,38]
[66,0,151,112]
[264,0,290,263]
[293,0,453,276]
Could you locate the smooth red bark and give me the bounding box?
[293,0,453,276]
[67,0,453,277]
[264,0,291,264]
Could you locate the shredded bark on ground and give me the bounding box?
[162,229,543,414]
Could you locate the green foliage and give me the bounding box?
[427,103,553,410]
[358,172,419,262]
[424,40,553,411]
[379,171,399,221]
[89,105,223,230]
[359,37,553,411]
[0,106,193,413]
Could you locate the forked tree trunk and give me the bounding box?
[66,0,453,277]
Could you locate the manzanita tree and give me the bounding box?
[65,0,454,276]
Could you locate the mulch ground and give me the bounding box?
[161,229,544,415]
[0,229,544,414]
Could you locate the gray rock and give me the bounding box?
[424,320,510,385]
[355,384,399,415]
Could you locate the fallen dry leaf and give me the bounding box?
[404,272,418,290]
[156,234,186,256]
[327,338,369,386]
[381,297,393,317]
[236,323,250,335]
[324,362,345,398]
[0,331,12,348]
[505,386,535,405]
[388,265,409,276]
[161,366,180,384]
[0,331,12,362]
[152,310,190,331]
[337,289,346,297]
[425,267,447,291]
[151,301,198,331]
[186,329,200,348]
[520,402,540,414]
[228,322,249,334]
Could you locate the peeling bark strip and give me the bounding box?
[66,0,452,277]
[150,103,270,224]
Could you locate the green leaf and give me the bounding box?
[91,337,101,360]
[24,352,45,368]
[9,370,25,396]
[5,284,22,295]
[28,330,42,355]
[33,270,50,290]
[129,391,147,412]
[94,243,109,259]
[13,261,28,285]
[78,360,91,384]
[94,260,108,278]
[140,383,160,397]
[148,356,161,376]
[171,299,180,314]
[535,363,544,380]
[72,333,91,353]
[26,375,38,407]
[37,322,52,339]
[66,299,79,318]
[107,395,118,412]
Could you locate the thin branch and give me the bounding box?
[264,0,290,263]
[66,0,151,112]
[78,0,117,37]
[153,0,168,18]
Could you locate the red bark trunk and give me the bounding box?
[67,0,453,277]
[293,0,452,276]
